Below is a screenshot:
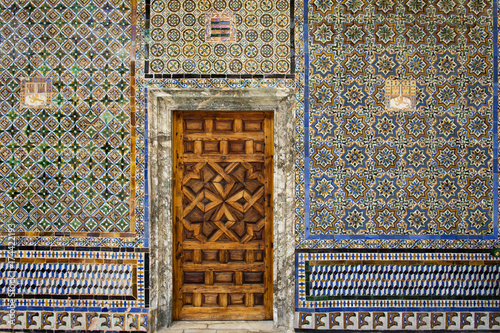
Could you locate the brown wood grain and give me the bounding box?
[173,111,184,320]
[181,285,265,293]
[263,113,273,319]
[182,262,265,271]
[173,111,273,320]
[180,306,267,320]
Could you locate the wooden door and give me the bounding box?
[173,111,273,320]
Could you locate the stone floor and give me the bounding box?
[157,321,287,333]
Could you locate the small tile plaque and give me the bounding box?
[384,79,417,110]
[20,77,54,109]
[205,13,236,42]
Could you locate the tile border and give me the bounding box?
[294,311,500,330]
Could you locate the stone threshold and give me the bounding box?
[157,320,287,333]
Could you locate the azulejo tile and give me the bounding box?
[145,0,294,76]
[296,311,500,330]
[0,0,145,247]
[296,252,500,311]
[1,250,147,311]
[298,0,498,245]
[296,251,500,329]
[0,311,147,331]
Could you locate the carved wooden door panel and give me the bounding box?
[173,111,273,320]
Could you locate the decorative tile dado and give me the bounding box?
[145,0,294,76]
[1,262,136,297]
[295,311,500,330]
[296,252,500,311]
[0,311,147,331]
[306,263,499,299]
[0,250,147,309]
[296,0,498,248]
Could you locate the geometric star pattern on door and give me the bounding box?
[182,162,265,243]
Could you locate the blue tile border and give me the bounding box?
[143,88,149,248]
[304,0,311,240]
[493,0,499,241]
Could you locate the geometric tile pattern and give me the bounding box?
[1,263,135,296]
[0,311,147,331]
[205,13,237,43]
[296,252,500,311]
[19,77,55,109]
[0,250,147,310]
[145,0,293,75]
[0,0,498,329]
[307,264,500,298]
[0,0,135,244]
[299,0,499,245]
[295,311,500,330]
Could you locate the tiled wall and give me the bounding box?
[0,250,148,331]
[0,0,142,245]
[296,0,498,248]
[295,252,500,330]
[145,0,295,77]
[0,0,499,331]
[0,0,148,330]
[293,0,500,329]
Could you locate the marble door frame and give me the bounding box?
[147,88,296,332]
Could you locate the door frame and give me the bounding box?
[148,88,296,332]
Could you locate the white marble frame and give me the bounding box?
[148,88,296,333]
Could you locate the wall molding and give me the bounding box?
[148,88,297,332]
